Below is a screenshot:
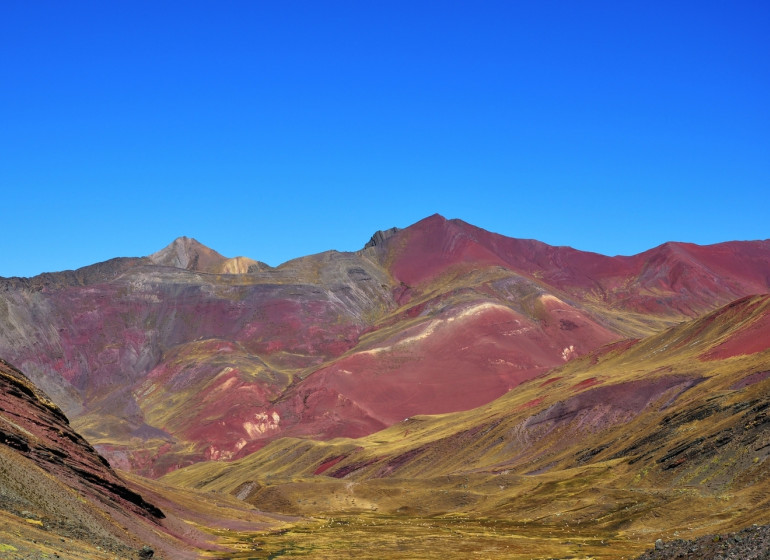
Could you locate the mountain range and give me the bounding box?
[1,214,769,558]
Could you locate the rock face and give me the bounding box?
[0,215,769,475]
[0,357,163,520]
[0,357,163,556]
[364,226,400,248]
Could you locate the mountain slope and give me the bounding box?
[163,295,770,559]
[148,236,228,272]
[0,215,768,475]
[370,214,770,316]
[0,357,302,559]
[0,357,165,557]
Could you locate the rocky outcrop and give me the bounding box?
[364,226,400,249]
[0,358,164,522]
[0,357,172,557]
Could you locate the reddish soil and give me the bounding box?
[539,376,562,387]
[702,300,770,360]
[515,396,546,410]
[380,216,770,317]
[255,301,620,449]
[571,377,600,391]
[314,455,348,475]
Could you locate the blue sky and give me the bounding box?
[1,1,768,277]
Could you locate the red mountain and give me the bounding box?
[373,214,770,315]
[0,215,768,475]
[159,294,770,559]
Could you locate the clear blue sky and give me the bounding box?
[1,1,768,277]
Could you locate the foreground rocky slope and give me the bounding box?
[0,357,299,559]
[1,215,768,475]
[0,357,163,557]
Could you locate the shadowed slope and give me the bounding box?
[0,357,163,557]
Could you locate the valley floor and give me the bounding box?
[205,514,650,560]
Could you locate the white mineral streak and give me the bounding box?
[360,302,512,355]
[243,410,281,439]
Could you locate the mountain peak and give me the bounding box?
[148,237,227,272]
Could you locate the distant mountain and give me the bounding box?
[149,236,266,274]
[148,236,228,272]
[371,214,770,316]
[0,215,768,476]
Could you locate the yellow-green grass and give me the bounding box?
[162,296,770,558]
